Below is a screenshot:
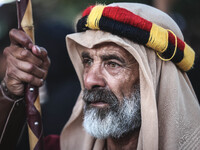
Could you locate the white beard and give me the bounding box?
[83,85,141,139]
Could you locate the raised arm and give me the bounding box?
[0,29,50,149]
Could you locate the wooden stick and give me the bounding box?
[16,0,44,149]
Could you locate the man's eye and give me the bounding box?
[107,62,120,68]
[83,58,93,67]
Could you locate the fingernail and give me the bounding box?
[36,46,41,54]
[41,79,44,85]
[28,43,33,49]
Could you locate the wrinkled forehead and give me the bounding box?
[76,42,137,62]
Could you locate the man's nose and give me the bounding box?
[84,65,106,90]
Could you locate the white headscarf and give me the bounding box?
[60,3,200,150]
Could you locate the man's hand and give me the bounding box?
[2,29,50,97]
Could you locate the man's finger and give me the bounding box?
[32,46,47,59]
[9,28,33,49]
[32,46,51,70]
[16,61,45,79]
[18,48,43,67]
[7,67,44,87]
[19,71,44,87]
[7,54,45,79]
[4,46,43,67]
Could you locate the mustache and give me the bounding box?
[83,88,119,106]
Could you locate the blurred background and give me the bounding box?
[0,0,200,149]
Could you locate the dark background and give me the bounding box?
[0,0,200,149]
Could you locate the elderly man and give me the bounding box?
[0,2,200,150]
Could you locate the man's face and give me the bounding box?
[81,43,139,101]
[78,42,141,139]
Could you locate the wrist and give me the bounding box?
[1,80,24,100]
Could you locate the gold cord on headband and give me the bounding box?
[156,30,177,61]
[146,24,168,53]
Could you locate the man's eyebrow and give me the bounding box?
[81,52,91,58]
[101,54,125,63]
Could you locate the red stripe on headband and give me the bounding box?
[82,5,95,17]
[103,6,152,32]
[177,37,185,51]
[168,31,176,45]
[168,31,185,51]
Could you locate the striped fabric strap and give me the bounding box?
[77,5,195,72]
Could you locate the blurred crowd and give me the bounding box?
[0,0,200,149]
